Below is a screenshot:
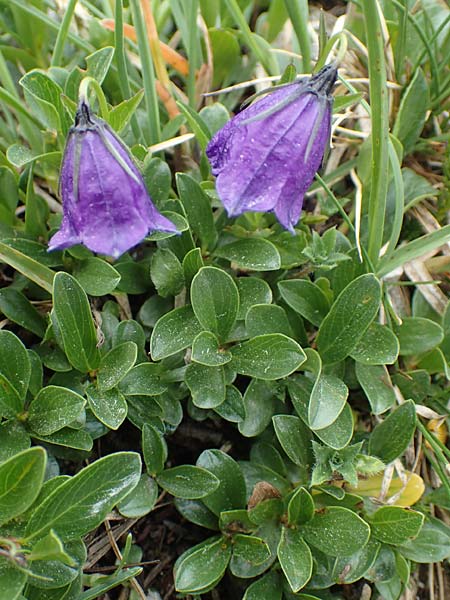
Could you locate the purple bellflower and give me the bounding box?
[206,64,338,232]
[48,101,177,259]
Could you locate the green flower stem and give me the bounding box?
[362,0,389,268]
[315,33,348,72]
[283,0,311,72]
[223,0,279,76]
[79,77,109,121]
[51,0,80,66]
[315,173,375,273]
[129,0,160,145]
[114,0,141,141]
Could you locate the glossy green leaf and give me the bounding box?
[238,379,276,437]
[355,362,396,414]
[230,534,271,574]
[25,452,141,540]
[277,527,312,592]
[119,363,167,396]
[175,498,219,530]
[142,423,167,475]
[52,272,100,372]
[246,304,291,337]
[317,274,381,364]
[0,558,27,600]
[191,331,232,366]
[0,421,30,463]
[231,334,305,380]
[191,267,239,341]
[0,331,30,400]
[150,247,185,297]
[395,317,443,356]
[215,238,281,271]
[86,385,127,430]
[397,518,450,563]
[156,465,220,499]
[272,415,312,469]
[369,400,416,463]
[150,305,202,360]
[392,68,429,155]
[243,571,282,600]
[28,386,85,435]
[197,449,247,515]
[73,257,121,296]
[278,279,330,326]
[185,362,226,408]
[175,536,231,593]
[303,507,370,556]
[176,173,218,250]
[109,89,145,132]
[369,506,424,545]
[0,447,46,526]
[97,342,137,391]
[350,323,399,365]
[32,428,93,451]
[288,487,315,525]
[117,474,158,518]
[313,403,354,450]
[0,288,46,337]
[309,373,348,430]
[236,277,272,319]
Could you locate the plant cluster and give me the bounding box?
[0,1,449,599]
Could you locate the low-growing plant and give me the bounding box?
[0,0,449,599]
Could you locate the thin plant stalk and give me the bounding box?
[362,0,389,267]
[129,0,161,145]
[114,0,141,140]
[283,0,311,72]
[51,0,79,66]
[223,0,279,76]
[186,0,199,108]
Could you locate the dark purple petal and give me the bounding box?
[206,66,337,231]
[49,103,177,259]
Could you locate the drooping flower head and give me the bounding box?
[206,64,338,232]
[48,100,177,258]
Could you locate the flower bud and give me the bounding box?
[206,64,338,232]
[48,101,177,258]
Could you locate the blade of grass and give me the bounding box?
[129,0,160,144]
[0,242,54,294]
[362,0,390,267]
[378,224,450,277]
[114,0,141,141]
[6,0,93,54]
[223,0,279,76]
[283,0,311,72]
[381,138,404,265]
[51,0,78,66]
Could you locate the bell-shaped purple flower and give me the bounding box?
[206,65,337,232]
[48,101,177,258]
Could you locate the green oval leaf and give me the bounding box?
[0,447,46,526]
[52,272,100,372]
[197,449,247,515]
[214,238,281,271]
[316,274,381,364]
[302,507,370,556]
[231,334,305,380]
[278,279,330,326]
[156,465,220,499]
[175,536,231,593]
[369,506,424,545]
[150,306,202,360]
[97,342,137,391]
[369,400,416,463]
[277,527,312,592]
[191,267,239,341]
[28,386,86,436]
[25,452,141,540]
